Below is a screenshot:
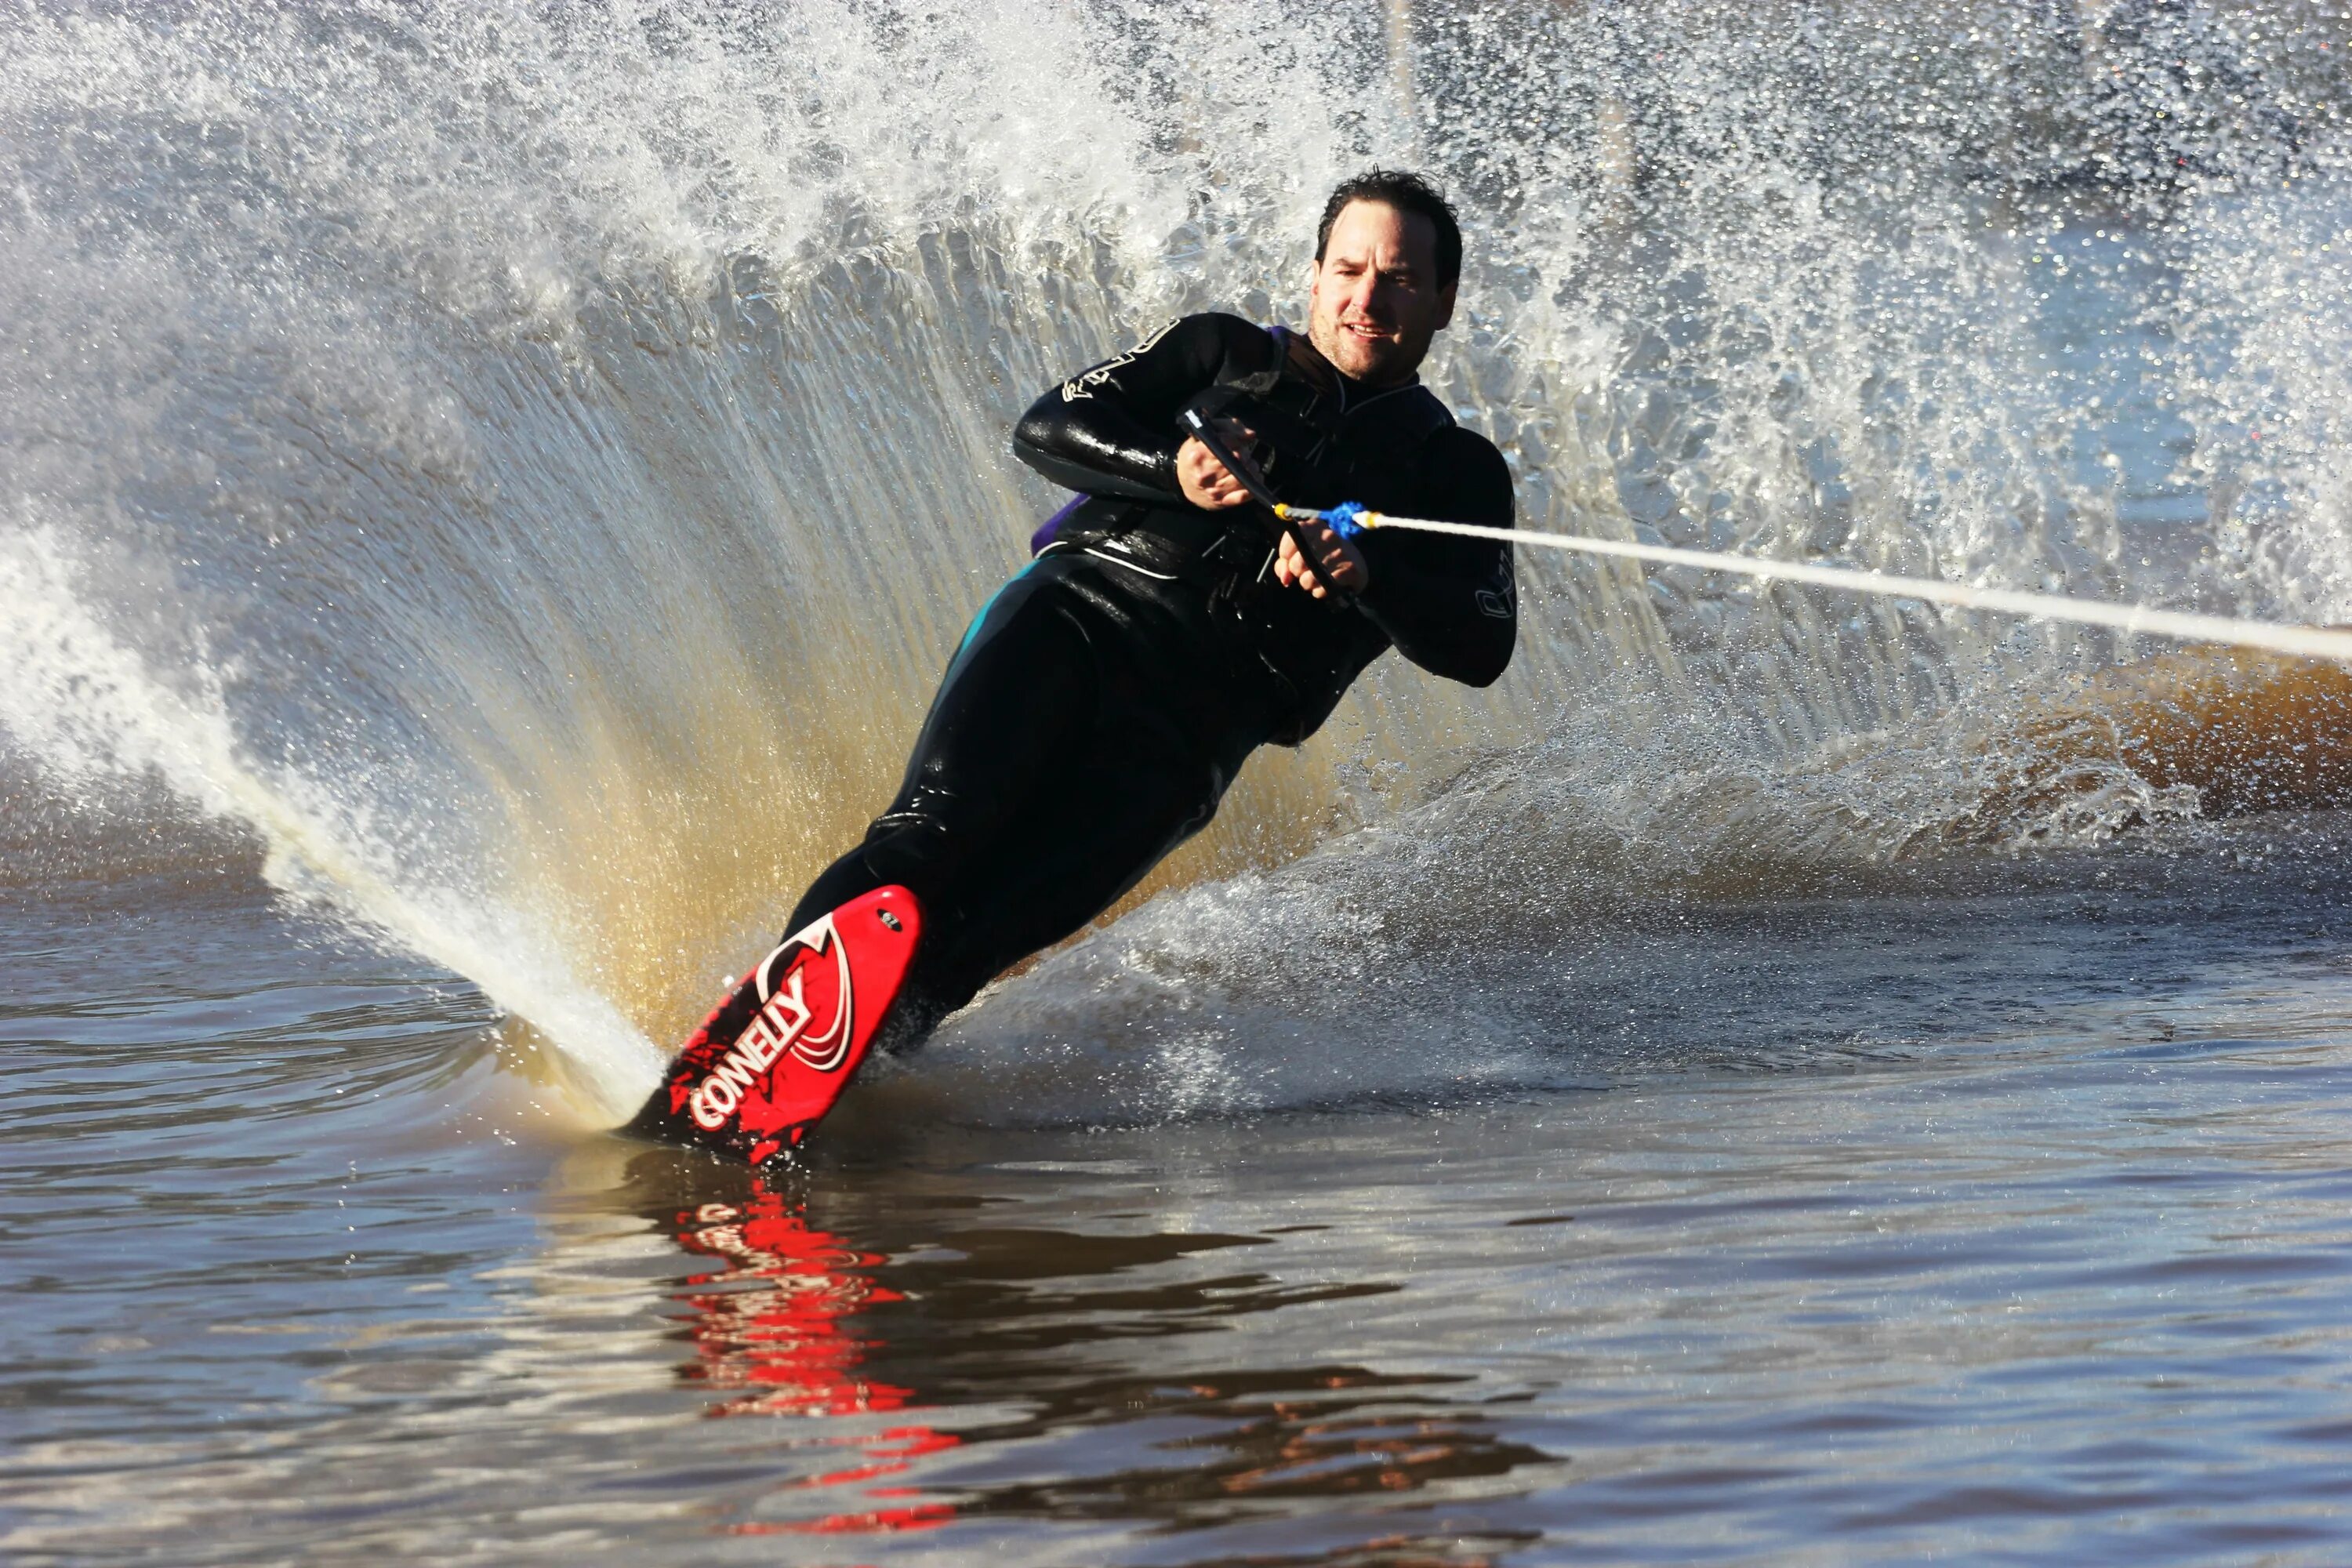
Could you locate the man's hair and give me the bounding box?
[1314,169,1463,290]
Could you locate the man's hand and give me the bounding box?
[1274,520,1369,599]
[1177,416,1368,597]
[1176,418,1262,510]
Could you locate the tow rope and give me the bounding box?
[1277,502,2352,666]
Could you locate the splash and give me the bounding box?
[2,1,2347,1113]
[0,527,659,1117]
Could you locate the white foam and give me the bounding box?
[0,527,661,1120]
[1,1,2343,1133]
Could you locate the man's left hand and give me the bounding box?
[1274,521,1369,599]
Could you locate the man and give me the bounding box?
[637,172,1516,1160]
[788,168,1516,1052]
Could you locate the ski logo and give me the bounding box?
[687,918,855,1131]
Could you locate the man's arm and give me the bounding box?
[1011,314,1269,501]
[1353,430,1517,688]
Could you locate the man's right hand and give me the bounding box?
[1175,419,1262,510]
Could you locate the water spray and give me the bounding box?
[1280,503,2352,666]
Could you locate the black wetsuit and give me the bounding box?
[786,313,1517,1043]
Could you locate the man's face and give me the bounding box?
[1306,199,1457,387]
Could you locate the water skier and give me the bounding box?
[637,169,1518,1158]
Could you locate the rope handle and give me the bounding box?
[1178,408,1361,608]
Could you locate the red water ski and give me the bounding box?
[629,886,922,1164]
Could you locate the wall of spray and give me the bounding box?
[2,1,2346,1112]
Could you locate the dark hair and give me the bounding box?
[1314,169,1463,290]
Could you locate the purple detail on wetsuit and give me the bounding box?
[1030,494,1085,556]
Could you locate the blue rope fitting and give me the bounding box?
[1325,502,1370,541]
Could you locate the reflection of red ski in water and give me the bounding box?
[630,885,923,1165]
[673,1185,910,1418]
[671,1181,959,1537]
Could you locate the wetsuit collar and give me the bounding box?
[1272,323,1421,416]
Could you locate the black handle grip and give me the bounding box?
[1178,408,1358,608]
